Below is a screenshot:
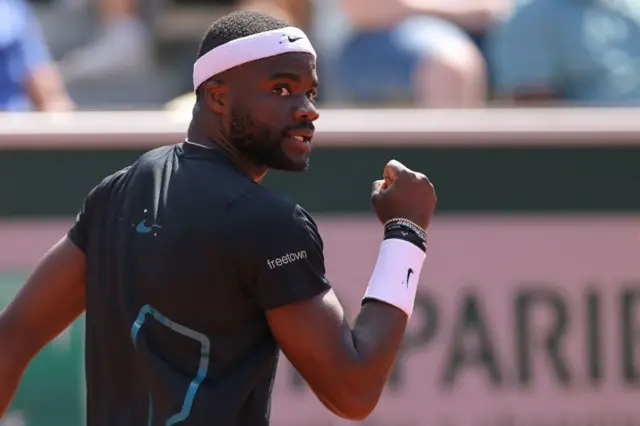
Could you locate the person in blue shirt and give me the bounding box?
[333,0,508,107]
[489,0,640,105]
[0,0,73,111]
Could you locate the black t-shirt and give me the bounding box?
[68,142,331,426]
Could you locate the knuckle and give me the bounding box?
[415,173,430,185]
[403,171,418,181]
[396,169,411,179]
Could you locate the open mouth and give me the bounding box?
[286,134,312,153]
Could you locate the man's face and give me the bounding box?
[223,52,319,172]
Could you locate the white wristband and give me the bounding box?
[362,239,426,318]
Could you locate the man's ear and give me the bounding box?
[202,80,229,114]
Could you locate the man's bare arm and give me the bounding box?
[0,236,85,417]
[340,0,508,31]
[24,63,75,111]
[266,160,436,420]
[267,290,408,420]
[402,0,510,33]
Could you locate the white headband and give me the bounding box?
[193,26,317,91]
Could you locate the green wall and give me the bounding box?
[2,144,640,216]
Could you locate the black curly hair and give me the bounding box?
[197,10,290,59]
[194,10,290,97]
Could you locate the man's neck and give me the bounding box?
[186,120,268,183]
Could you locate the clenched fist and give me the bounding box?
[371,160,437,230]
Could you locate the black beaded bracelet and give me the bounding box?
[384,218,427,242]
[383,222,427,252]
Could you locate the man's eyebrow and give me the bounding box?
[268,72,300,81]
[268,72,319,87]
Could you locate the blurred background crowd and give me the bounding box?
[3,0,640,113]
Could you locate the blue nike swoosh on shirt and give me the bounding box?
[135,220,161,234]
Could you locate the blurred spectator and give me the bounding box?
[489,0,640,106]
[332,0,509,107]
[0,0,73,111]
[55,0,153,82]
[154,0,312,40]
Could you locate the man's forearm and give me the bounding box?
[0,361,24,418]
[325,238,426,417]
[25,64,75,112]
[351,300,409,387]
[0,327,30,418]
[341,0,507,33]
[404,0,508,32]
[311,300,409,420]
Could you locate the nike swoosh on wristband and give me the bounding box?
[405,268,414,288]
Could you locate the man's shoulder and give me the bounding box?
[135,144,178,166]
[85,165,132,204]
[102,165,133,186]
[229,185,296,217]
[98,144,175,190]
[226,186,316,234]
[88,144,176,204]
[222,186,324,263]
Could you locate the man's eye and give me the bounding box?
[273,87,291,96]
